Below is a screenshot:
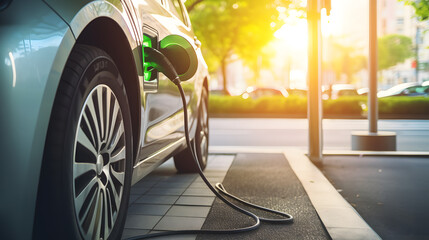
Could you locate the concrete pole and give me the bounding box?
[308,0,323,164]
[369,0,378,133]
[351,0,396,151]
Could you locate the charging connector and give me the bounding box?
[144,47,180,86]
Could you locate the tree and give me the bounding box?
[324,40,367,83]
[185,0,295,93]
[401,0,429,21]
[378,34,413,70]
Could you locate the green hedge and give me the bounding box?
[378,97,429,115]
[209,95,429,117]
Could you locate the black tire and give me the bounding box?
[34,45,133,240]
[174,86,209,173]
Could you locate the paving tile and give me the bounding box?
[162,174,197,180]
[121,229,150,239]
[192,178,223,185]
[175,196,215,206]
[129,194,141,205]
[182,188,215,197]
[146,188,187,196]
[135,195,179,205]
[187,182,211,189]
[161,177,196,184]
[154,216,206,231]
[124,215,162,229]
[128,204,171,216]
[154,181,192,188]
[133,180,158,188]
[166,205,210,218]
[124,154,234,239]
[130,187,150,195]
[143,176,169,183]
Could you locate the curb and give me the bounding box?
[323,150,429,157]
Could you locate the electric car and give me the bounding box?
[0,0,209,239]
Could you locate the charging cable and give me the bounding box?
[126,48,293,240]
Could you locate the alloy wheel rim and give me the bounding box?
[199,93,209,165]
[73,84,126,240]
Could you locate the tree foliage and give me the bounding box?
[401,0,429,21]
[185,0,295,92]
[378,34,413,70]
[324,40,367,82]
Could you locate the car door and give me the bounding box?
[128,0,199,161]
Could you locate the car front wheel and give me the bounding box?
[34,45,132,240]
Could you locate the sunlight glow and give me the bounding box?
[321,9,333,37]
[274,17,308,49]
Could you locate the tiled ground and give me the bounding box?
[122,155,235,240]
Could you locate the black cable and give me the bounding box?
[126,81,293,240]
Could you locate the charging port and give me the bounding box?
[142,25,159,92]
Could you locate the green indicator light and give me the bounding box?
[143,35,153,81]
[143,35,153,48]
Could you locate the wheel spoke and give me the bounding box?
[106,101,120,147]
[74,177,98,212]
[88,189,102,240]
[111,146,125,163]
[106,188,115,226]
[86,97,102,151]
[97,87,105,142]
[105,89,112,146]
[109,123,124,153]
[103,188,112,237]
[107,175,121,210]
[77,126,98,158]
[111,167,125,185]
[74,162,96,178]
[82,113,97,149]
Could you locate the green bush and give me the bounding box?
[209,95,307,115]
[379,96,429,115]
[209,95,255,114]
[323,96,367,115]
[209,95,429,117]
[254,96,307,114]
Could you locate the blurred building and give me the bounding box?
[378,0,429,89]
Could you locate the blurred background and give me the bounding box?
[185,0,429,118]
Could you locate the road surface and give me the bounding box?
[209,118,429,151]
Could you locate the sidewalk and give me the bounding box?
[123,149,381,240]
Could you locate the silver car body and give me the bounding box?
[0,0,208,239]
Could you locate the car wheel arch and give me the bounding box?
[75,16,141,163]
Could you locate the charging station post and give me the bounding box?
[351,0,397,151]
[307,0,330,164]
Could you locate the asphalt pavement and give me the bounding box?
[321,155,429,240]
[198,153,329,240]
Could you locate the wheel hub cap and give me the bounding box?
[96,155,104,176]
